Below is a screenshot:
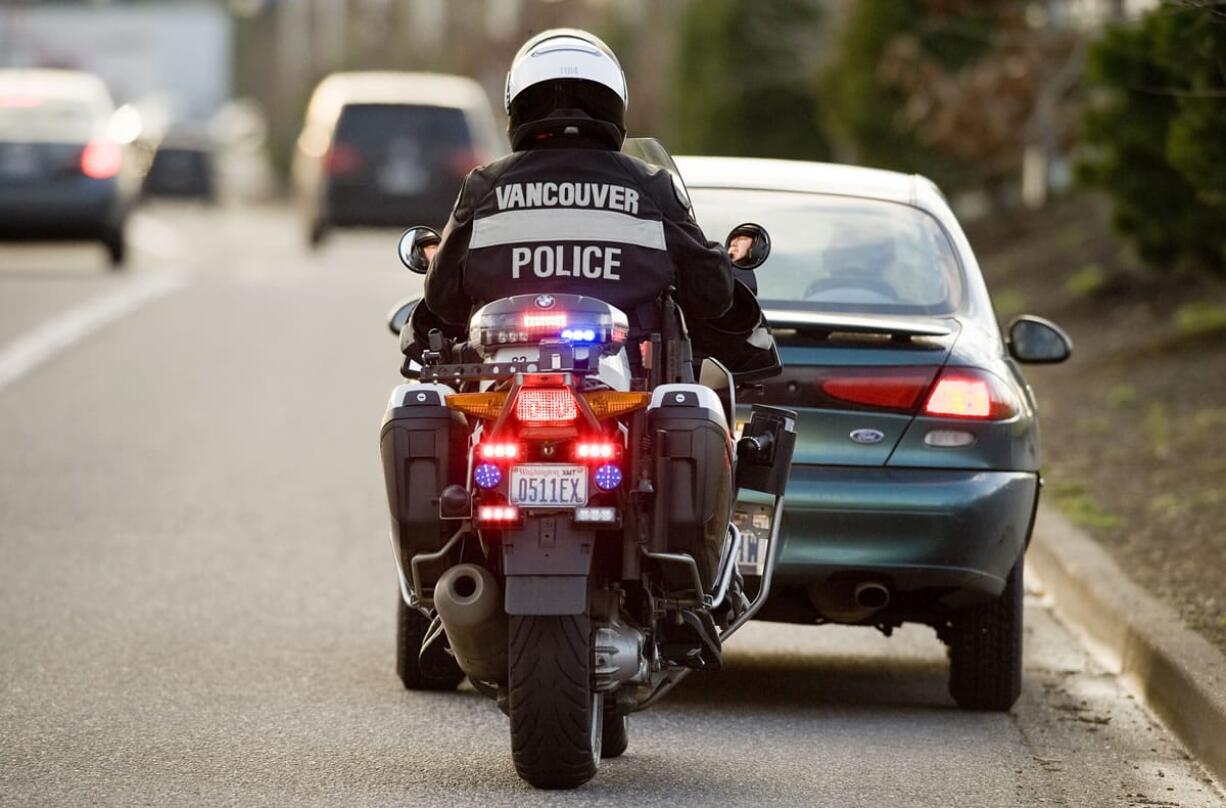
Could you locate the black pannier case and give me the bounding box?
[648,395,733,592]
[380,388,467,589]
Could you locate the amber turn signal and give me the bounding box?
[583,391,651,420]
[445,392,509,420]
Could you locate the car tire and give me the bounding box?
[396,595,465,691]
[947,559,1024,711]
[308,219,329,250]
[600,709,629,759]
[103,228,127,269]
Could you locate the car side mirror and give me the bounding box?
[397,226,440,275]
[725,223,771,270]
[1007,315,1072,364]
[387,296,420,336]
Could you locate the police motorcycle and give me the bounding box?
[379,159,795,792]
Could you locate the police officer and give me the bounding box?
[409,28,744,350]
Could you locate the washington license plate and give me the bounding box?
[509,464,587,508]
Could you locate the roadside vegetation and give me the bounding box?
[672,0,1226,651]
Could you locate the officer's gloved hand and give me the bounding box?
[400,301,464,365]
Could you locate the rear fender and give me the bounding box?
[500,515,594,615]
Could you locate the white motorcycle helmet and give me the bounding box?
[505,29,629,151]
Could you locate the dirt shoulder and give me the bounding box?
[968,194,1226,655]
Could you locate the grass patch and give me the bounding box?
[1064,264,1108,298]
[1103,384,1136,409]
[1142,403,1172,459]
[1173,301,1226,336]
[1048,480,1126,530]
[993,288,1027,320]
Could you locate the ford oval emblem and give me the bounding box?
[849,428,886,445]
[534,294,556,309]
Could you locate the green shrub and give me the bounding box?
[1079,6,1226,276]
[671,0,830,161]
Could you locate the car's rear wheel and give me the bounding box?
[308,219,329,250]
[103,228,127,269]
[396,595,465,691]
[947,559,1024,711]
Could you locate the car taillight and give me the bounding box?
[448,147,484,177]
[80,140,122,179]
[516,388,578,425]
[323,142,362,176]
[478,442,519,460]
[819,367,938,412]
[923,368,1018,420]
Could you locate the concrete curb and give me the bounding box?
[1027,505,1226,786]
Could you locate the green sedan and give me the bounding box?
[677,155,1072,712]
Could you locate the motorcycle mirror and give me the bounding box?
[725,223,771,270]
[397,226,441,275]
[387,296,420,336]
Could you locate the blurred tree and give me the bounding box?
[819,0,943,178]
[671,0,830,160]
[1079,4,1226,274]
[821,0,1082,202]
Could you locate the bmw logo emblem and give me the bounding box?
[535,294,556,309]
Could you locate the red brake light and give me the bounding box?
[80,140,122,179]
[478,442,519,460]
[923,369,1018,420]
[323,142,362,176]
[477,505,519,523]
[575,442,616,460]
[516,388,578,425]
[819,367,937,412]
[523,313,567,330]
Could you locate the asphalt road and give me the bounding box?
[1,205,1222,807]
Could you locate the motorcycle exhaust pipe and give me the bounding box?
[434,564,508,684]
[853,581,891,611]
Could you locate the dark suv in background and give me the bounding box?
[293,72,506,249]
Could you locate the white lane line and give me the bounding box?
[0,271,191,392]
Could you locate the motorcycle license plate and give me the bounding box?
[509,464,587,508]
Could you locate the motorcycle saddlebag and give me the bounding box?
[647,384,734,593]
[380,384,467,588]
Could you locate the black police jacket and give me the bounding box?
[419,140,735,337]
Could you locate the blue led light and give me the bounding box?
[594,463,622,491]
[473,463,502,490]
[561,328,597,343]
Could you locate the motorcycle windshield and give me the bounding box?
[621,137,691,209]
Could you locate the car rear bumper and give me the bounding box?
[0,178,124,238]
[769,465,1039,603]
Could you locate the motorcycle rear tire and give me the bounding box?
[509,614,602,789]
[396,596,465,691]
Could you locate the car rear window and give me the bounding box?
[333,103,472,157]
[0,98,101,141]
[689,188,964,316]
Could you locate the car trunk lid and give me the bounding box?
[737,310,961,466]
